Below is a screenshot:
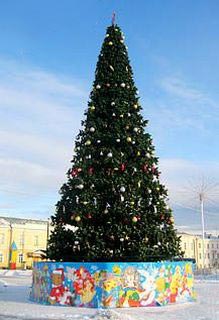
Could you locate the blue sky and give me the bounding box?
[0,0,219,233]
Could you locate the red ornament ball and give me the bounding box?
[120,163,126,172]
[142,164,148,172]
[71,168,78,177]
[88,167,94,175]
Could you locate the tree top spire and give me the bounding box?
[111,12,116,25]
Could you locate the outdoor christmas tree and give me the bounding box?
[47,21,182,262]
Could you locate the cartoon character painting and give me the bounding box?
[31,261,195,308]
[48,268,74,305]
[73,267,96,306]
[155,265,170,306]
[179,263,196,301]
[169,265,182,303]
[102,273,121,307]
[31,268,41,301]
[138,270,156,306]
[39,264,50,302]
[118,266,142,307]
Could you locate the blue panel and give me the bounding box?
[30,261,196,308]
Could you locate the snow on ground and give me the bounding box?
[0,271,219,320]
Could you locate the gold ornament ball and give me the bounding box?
[127,137,132,142]
[108,41,113,46]
[90,105,95,111]
[144,236,148,243]
[85,140,91,146]
[170,217,174,223]
[137,151,141,156]
[75,216,81,222]
[133,104,138,109]
[130,201,135,206]
[132,216,138,223]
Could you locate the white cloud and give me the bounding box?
[0,58,88,203]
[0,158,62,191]
[160,77,206,102]
[143,75,219,134]
[0,130,70,166]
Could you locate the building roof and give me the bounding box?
[0,216,48,225]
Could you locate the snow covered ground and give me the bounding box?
[0,270,219,320]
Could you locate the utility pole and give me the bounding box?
[8,222,12,269]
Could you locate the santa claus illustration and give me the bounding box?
[48,268,74,305]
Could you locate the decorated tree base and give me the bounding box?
[30,260,195,308]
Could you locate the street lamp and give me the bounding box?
[199,192,205,269]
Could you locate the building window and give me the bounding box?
[34,235,39,246]
[184,243,186,250]
[212,244,214,249]
[207,253,210,259]
[18,253,23,263]
[0,234,5,245]
[19,233,24,246]
[207,244,209,249]
[199,243,201,248]
[0,253,3,262]
[212,253,215,259]
[217,244,219,249]
[199,253,202,259]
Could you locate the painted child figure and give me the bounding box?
[119,266,142,307]
[48,268,73,305]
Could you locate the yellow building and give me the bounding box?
[179,232,219,269]
[178,232,196,260]
[0,216,50,269]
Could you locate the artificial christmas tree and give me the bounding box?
[47,22,182,263]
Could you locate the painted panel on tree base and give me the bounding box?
[30,261,196,308]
